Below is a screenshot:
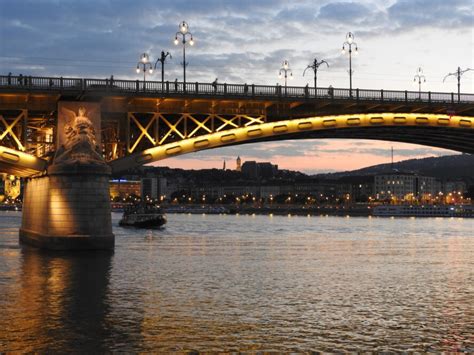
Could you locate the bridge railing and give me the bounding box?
[0,75,84,90]
[1,74,473,104]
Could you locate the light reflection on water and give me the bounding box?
[0,211,473,352]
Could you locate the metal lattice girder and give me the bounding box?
[0,110,26,151]
[0,146,47,177]
[126,112,266,152]
[158,113,186,144]
[127,112,159,153]
[111,113,473,173]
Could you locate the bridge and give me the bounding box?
[1,74,473,250]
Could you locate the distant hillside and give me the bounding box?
[314,154,474,182]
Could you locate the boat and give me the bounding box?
[119,203,167,228]
[373,204,474,217]
[164,205,230,214]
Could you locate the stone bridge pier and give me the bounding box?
[19,102,114,250]
[20,164,114,250]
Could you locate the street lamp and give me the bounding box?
[303,58,329,97]
[413,67,426,99]
[136,53,153,90]
[278,60,293,95]
[443,67,473,102]
[341,32,358,96]
[154,51,172,89]
[174,21,194,87]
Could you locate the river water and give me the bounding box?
[0,211,473,352]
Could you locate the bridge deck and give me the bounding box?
[1,74,473,105]
[0,75,473,175]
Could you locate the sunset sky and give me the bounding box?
[1,0,472,173]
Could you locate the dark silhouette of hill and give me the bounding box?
[314,154,474,182]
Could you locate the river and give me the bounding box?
[0,211,473,352]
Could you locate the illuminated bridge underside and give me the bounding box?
[110,113,474,173]
[0,146,47,177]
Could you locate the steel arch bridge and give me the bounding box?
[0,74,473,177]
[109,112,474,173]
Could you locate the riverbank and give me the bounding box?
[161,204,474,217]
[163,204,372,216]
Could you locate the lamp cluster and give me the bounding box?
[135,21,195,86]
[341,32,359,96]
[278,60,293,88]
[132,27,468,101]
[136,53,153,75]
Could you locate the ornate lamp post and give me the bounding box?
[174,21,194,87]
[443,67,472,102]
[303,58,329,97]
[341,32,358,96]
[154,51,172,89]
[413,67,426,99]
[278,60,293,95]
[136,53,153,90]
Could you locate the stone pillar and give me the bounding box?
[19,102,114,250]
[19,163,114,250]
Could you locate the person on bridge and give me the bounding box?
[7,72,12,85]
[212,78,218,93]
[174,78,178,91]
[328,85,334,98]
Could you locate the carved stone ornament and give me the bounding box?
[53,106,106,166]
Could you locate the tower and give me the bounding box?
[236,156,241,172]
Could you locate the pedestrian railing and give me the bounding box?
[0,74,473,104]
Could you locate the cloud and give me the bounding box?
[387,0,474,29]
[317,2,373,23]
[0,0,469,171]
[1,0,471,80]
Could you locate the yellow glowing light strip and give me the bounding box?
[110,113,473,173]
[0,145,47,176]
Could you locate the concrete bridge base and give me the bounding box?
[19,164,114,250]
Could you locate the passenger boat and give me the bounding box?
[373,204,473,217]
[164,205,230,214]
[119,203,167,228]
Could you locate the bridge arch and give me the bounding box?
[110,112,474,173]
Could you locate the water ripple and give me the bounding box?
[0,212,473,352]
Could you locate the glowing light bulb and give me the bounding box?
[347,32,354,44]
[174,38,179,45]
[136,67,140,74]
[148,68,153,74]
[341,47,346,55]
[189,38,194,46]
[179,21,188,34]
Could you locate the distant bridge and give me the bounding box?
[1,74,473,176]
